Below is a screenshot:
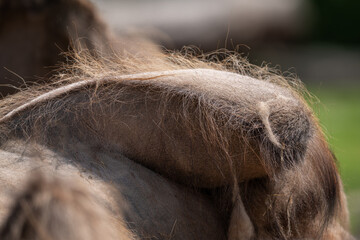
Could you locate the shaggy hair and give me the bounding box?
[0,49,352,239]
[0,173,134,240]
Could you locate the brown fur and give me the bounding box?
[0,50,353,239]
[0,0,160,97]
[0,173,134,240]
[0,0,111,96]
[0,139,227,240]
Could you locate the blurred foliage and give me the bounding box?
[310,86,360,236]
[311,0,360,45]
[310,86,360,191]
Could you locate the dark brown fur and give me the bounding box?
[0,0,160,97]
[0,0,111,96]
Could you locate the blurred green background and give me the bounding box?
[311,86,360,235]
[303,0,360,235]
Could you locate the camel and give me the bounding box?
[0,50,354,240]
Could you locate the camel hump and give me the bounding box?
[0,68,313,184]
[138,69,313,172]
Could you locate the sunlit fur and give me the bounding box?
[0,49,353,239]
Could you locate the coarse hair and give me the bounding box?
[0,48,350,239]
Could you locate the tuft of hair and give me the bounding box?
[57,46,308,93]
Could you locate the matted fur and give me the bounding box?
[0,50,353,239]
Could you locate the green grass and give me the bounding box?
[308,85,360,236]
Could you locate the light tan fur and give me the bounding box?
[0,50,353,239]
